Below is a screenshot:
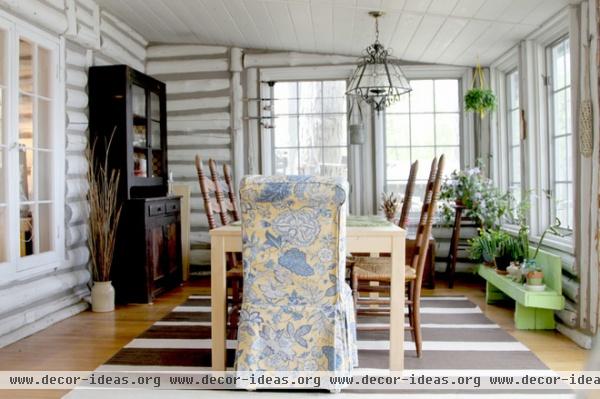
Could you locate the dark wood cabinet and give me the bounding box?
[89,65,182,304]
[113,197,182,303]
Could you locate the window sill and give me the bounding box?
[501,224,574,255]
[530,233,574,256]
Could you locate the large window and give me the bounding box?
[506,70,521,202]
[19,38,56,259]
[0,15,63,275]
[548,37,572,230]
[272,81,347,179]
[385,79,461,199]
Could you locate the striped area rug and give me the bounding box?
[64,295,572,398]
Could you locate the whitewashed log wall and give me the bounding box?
[146,44,232,268]
[0,0,146,347]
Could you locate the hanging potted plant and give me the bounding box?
[87,131,122,312]
[464,63,497,119]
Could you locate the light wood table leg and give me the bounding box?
[211,235,227,371]
[389,234,405,371]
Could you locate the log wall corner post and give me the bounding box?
[230,47,244,195]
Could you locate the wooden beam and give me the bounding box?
[244,51,356,68]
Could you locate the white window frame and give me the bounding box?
[546,35,573,232]
[381,65,471,192]
[258,65,356,174]
[256,65,470,214]
[505,69,521,198]
[270,80,349,179]
[0,9,65,280]
[383,77,463,194]
[258,65,365,212]
[490,47,520,230]
[520,7,573,252]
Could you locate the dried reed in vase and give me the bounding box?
[87,129,122,282]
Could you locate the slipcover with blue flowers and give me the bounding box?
[235,175,358,375]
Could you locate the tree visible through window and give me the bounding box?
[548,37,572,230]
[272,81,347,179]
[385,79,461,200]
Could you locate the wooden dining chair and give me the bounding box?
[208,159,240,225]
[195,155,242,338]
[351,155,445,357]
[346,160,418,266]
[398,160,419,229]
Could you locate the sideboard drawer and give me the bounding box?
[165,200,180,214]
[148,202,165,216]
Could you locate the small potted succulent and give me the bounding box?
[525,263,544,286]
[380,192,400,222]
[522,218,564,288]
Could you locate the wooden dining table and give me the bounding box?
[209,215,406,372]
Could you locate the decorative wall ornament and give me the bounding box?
[580,35,593,157]
[346,11,411,112]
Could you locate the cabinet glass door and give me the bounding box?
[132,84,149,178]
[149,91,163,178]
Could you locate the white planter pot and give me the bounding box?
[91,281,115,312]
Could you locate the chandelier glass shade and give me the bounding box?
[346,12,411,112]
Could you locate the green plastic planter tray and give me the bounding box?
[477,248,564,330]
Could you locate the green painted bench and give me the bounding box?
[477,248,565,330]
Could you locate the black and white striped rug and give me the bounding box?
[64,295,572,398]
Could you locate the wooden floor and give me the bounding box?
[0,274,588,399]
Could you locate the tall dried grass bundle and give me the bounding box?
[87,132,122,282]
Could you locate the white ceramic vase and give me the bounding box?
[91,281,115,312]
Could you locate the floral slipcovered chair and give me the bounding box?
[235,175,358,376]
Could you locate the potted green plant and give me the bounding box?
[380,192,400,222]
[468,229,499,266]
[469,228,525,274]
[439,161,510,229]
[464,64,497,119]
[492,231,514,274]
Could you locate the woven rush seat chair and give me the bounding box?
[346,160,418,280]
[195,155,242,338]
[351,156,444,357]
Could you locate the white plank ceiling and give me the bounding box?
[96,0,576,66]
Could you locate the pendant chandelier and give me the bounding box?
[346,11,411,112]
